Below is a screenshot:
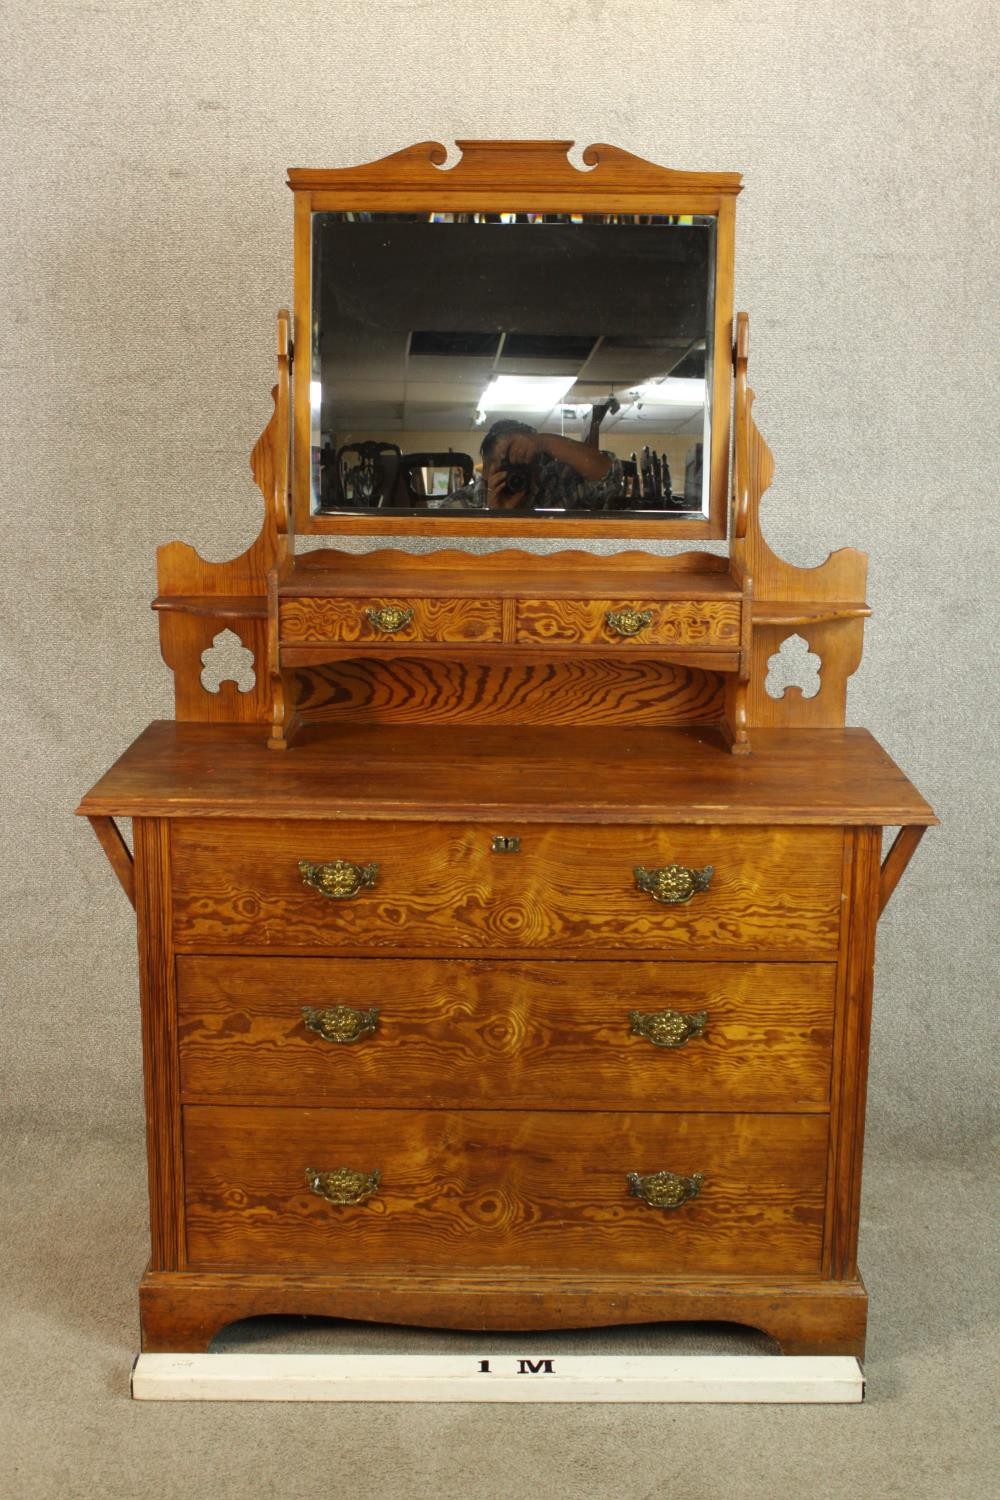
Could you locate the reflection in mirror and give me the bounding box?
[311,212,716,521]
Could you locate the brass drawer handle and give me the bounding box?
[305,1166,381,1205]
[629,1008,708,1048]
[634,863,714,905]
[298,859,379,900]
[627,1169,703,1210]
[605,607,653,637]
[302,1004,379,1044]
[365,603,414,634]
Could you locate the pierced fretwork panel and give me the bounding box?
[765,633,821,701]
[200,629,256,694]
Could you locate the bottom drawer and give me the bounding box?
[183,1107,827,1276]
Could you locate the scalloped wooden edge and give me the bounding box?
[292,548,731,575]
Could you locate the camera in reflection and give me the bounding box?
[502,463,533,496]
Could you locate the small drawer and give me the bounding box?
[280,596,502,645]
[177,956,836,1111]
[516,598,741,647]
[183,1106,828,1274]
[170,820,844,958]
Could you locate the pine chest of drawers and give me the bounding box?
[78,720,934,1355]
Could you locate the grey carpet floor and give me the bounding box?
[1,1128,996,1500]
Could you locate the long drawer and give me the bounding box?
[177,956,836,1110]
[183,1106,828,1275]
[170,821,844,957]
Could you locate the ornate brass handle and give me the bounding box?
[605,607,654,638]
[629,1008,708,1048]
[365,603,414,634]
[305,1166,381,1205]
[627,1169,703,1210]
[302,1004,379,1044]
[298,859,379,900]
[633,864,713,905]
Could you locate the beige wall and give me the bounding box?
[2,1,996,1160]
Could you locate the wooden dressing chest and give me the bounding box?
[78,142,934,1358]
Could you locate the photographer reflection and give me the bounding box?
[429,419,623,512]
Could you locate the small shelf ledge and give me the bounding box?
[152,595,268,620]
[752,601,870,626]
[282,551,743,601]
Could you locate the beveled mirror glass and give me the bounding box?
[289,142,740,537]
[309,212,716,522]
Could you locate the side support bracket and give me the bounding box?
[87,815,136,909]
[878,826,927,917]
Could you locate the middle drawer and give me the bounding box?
[177,956,835,1111]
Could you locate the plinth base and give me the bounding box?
[139,1268,869,1359]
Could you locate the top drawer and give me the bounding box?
[516,598,741,648]
[280,597,502,645]
[170,820,844,957]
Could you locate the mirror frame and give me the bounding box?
[288,141,742,539]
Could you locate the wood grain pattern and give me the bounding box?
[176,957,836,1111]
[76,722,939,827]
[516,599,741,648]
[287,141,744,197]
[827,828,881,1280]
[273,553,744,740]
[134,819,184,1269]
[152,596,269,620]
[280,597,503,645]
[282,644,741,672]
[169,820,844,958]
[182,1106,827,1275]
[748,618,867,731]
[139,1267,868,1354]
[284,549,737,595]
[293,658,725,727]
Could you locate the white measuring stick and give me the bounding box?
[132,1352,864,1403]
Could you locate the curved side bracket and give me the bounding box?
[878,826,927,916]
[730,312,872,731]
[152,310,293,724]
[87,816,135,908]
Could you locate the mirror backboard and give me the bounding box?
[289,142,741,538]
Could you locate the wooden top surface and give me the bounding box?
[282,549,741,600]
[77,722,936,827]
